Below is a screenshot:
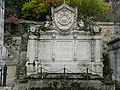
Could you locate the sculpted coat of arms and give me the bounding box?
[54,7,75,33]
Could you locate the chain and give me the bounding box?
[33,67,103,74]
[42,68,64,73]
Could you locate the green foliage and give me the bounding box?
[5,0,27,18]
[83,18,93,25]
[103,18,113,22]
[5,0,110,21]
[66,0,110,20]
[21,0,110,21]
[22,0,48,21]
[20,21,29,28]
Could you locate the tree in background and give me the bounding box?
[22,0,62,21]
[110,0,120,22]
[5,0,27,18]
[21,0,110,21]
[66,0,110,21]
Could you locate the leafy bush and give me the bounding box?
[103,18,113,22]
[22,0,110,21]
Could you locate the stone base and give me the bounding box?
[13,79,115,90]
[26,61,103,76]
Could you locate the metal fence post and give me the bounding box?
[86,67,89,90]
[3,65,7,87]
[0,67,2,86]
[41,67,42,79]
[86,68,88,80]
[25,66,27,76]
[64,67,66,80]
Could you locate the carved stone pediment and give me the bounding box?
[52,4,77,34]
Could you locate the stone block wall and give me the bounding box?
[0,0,4,61]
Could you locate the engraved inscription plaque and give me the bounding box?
[38,41,52,60]
[76,41,91,60]
[55,41,73,60]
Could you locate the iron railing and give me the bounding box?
[0,65,7,86]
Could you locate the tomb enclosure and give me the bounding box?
[26,3,103,76]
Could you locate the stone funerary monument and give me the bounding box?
[27,3,103,76]
[0,0,4,61]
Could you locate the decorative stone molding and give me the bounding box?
[26,3,103,76]
[51,4,77,34]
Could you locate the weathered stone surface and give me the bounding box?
[0,0,4,61]
[14,79,115,90]
[26,4,103,76]
[26,3,103,76]
[108,40,120,81]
